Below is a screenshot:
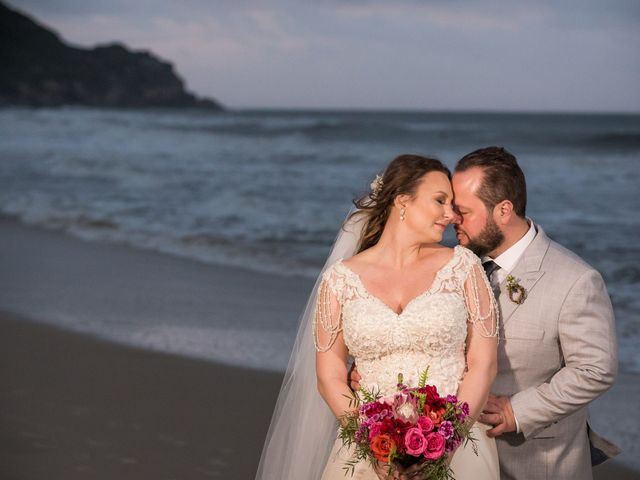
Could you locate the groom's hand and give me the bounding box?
[348,363,361,391]
[479,393,517,437]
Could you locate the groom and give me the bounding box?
[450,146,618,479]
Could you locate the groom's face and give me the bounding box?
[451,168,504,257]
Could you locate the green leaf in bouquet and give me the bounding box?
[358,384,381,404]
[417,367,430,388]
[415,457,457,480]
[341,388,361,410]
[453,417,479,456]
[342,460,357,477]
[414,391,427,412]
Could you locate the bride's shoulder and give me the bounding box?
[321,257,352,282]
[321,251,374,286]
[336,248,377,274]
[453,245,483,266]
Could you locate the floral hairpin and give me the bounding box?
[505,275,526,304]
[370,174,384,197]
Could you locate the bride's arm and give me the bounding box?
[457,262,499,422]
[314,277,356,423]
[317,338,354,423]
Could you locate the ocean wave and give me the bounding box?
[589,132,640,148]
[612,265,640,283]
[2,107,639,375]
[160,124,640,155]
[147,114,488,145]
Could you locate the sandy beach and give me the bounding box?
[0,311,283,479]
[0,218,638,479]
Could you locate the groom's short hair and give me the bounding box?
[455,146,527,218]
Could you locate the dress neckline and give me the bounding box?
[336,245,462,317]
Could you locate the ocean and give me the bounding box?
[1,107,639,373]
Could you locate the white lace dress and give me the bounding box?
[314,246,500,480]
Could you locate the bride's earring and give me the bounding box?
[400,208,406,221]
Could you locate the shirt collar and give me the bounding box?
[483,219,536,274]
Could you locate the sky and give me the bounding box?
[8,0,640,112]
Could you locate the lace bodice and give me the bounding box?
[314,246,497,397]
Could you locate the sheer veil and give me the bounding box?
[255,207,366,480]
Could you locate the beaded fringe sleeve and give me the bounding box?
[462,260,499,340]
[313,272,344,353]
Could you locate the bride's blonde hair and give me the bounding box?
[348,154,450,253]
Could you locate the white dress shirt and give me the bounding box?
[483,219,536,289]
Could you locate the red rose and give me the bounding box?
[370,434,395,463]
[418,385,440,403]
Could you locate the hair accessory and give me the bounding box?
[370,174,384,197]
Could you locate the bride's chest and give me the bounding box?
[341,292,469,354]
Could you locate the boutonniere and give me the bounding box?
[505,275,526,304]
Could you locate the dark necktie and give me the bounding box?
[483,260,500,281]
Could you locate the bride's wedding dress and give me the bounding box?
[316,245,500,480]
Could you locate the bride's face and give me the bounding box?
[399,171,455,243]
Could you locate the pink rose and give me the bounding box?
[404,427,427,456]
[423,432,446,460]
[417,416,434,434]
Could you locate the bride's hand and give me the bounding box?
[373,461,422,480]
[373,461,399,480]
[397,462,423,479]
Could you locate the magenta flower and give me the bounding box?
[438,421,454,439]
[404,427,428,456]
[446,436,462,453]
[368,423,383,441]
[417,416,434,433]
[423,432,446,460]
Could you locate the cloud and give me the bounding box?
[5,0,640,111]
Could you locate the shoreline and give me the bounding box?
[0,216,314,373]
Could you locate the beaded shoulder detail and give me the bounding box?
[313,246,498,356]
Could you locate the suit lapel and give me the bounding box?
[498,224,550,326]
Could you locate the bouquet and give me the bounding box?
[339,369,476,479]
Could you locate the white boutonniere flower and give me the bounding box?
[505,275,526,304]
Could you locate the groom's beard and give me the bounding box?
[460,217,504,258]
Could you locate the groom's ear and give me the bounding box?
[494,200,514,225]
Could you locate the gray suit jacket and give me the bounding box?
[492,224,619,480]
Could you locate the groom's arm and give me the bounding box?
[509,268,618,439]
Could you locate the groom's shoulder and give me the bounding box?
[536,227,597,277]
[535,230,612,305]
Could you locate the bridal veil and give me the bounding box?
[255,208,365,480]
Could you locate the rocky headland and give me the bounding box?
[0,2,223,109]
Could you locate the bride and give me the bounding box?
[256,155,499,480]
